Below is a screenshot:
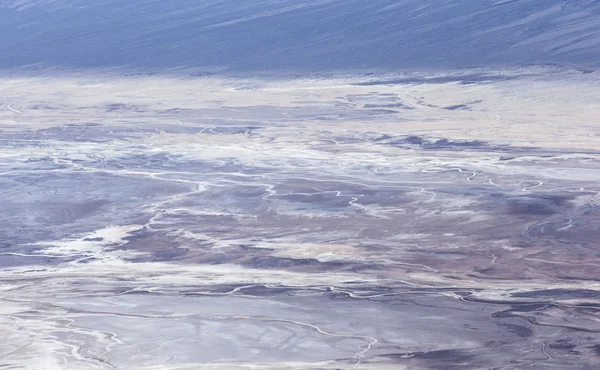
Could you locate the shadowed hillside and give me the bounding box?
[0,0,599,72]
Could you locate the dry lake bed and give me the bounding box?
[1,68,600,369]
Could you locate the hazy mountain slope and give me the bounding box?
[0,0,599,72]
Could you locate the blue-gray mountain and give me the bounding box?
[1,0,599,72]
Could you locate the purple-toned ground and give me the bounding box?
[1,69,600,369]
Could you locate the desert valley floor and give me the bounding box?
[1,68,600,369]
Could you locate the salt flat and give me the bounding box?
[0,68,600,369]
[3,1,600,369]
